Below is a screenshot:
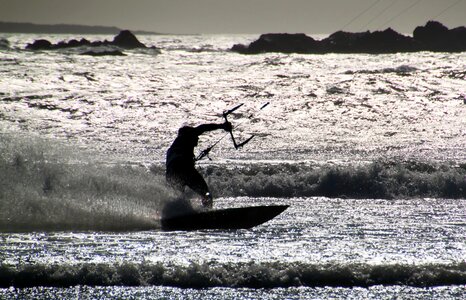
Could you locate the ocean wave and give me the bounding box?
[344,64,418,75]
[203,160,466,200]
[0,38,9,49]
[1,134,465,231]
[1,261,465,288]
[161,45,226,53]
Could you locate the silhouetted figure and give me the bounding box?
[166,121,232,208]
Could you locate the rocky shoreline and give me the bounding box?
[25,30,157,53]
[232,21,466,54]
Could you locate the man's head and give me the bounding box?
[178,126,199,146]
[178,126,194,136]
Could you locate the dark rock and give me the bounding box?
[413,21,466,51]
[233,30,420,54]
[232,21,466,54]
[354,28,421,53]
[321,31,371,53]
[67,39,82,47]
[26,39,52,50]
[231,43,248,53]
[450,26,466,51]
[56,41,67,48]
[80,38,91,44]
[414,21,448,40]
[25,30,150,51]
[451,26,466,40]
[112,30,146,49]
[233,33,319,54]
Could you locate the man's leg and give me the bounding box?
[166,171,185,192]
[186,169,213,208]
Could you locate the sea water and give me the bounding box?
[0,33,465,299]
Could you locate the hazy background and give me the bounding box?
[1,0,465,34]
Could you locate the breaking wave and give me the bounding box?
[1,261,465,288]
[203,160,466,200]
[1,134,464,231]
[161,45,226,53]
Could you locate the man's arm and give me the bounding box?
[193,122,232,136]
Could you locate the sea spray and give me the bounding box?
[0,135,171,231]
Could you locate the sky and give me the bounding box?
[1,0,465,34]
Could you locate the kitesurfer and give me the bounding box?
[166,121,232,208]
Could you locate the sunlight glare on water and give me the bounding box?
[1,197,464,267]
[1,34,465,165]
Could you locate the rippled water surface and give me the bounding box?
[1,34,465,163]
[2,197,465,267]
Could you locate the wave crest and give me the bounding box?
[203,161,466,199]
[1,261,465,288]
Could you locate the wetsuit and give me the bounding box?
[166,122,231,208]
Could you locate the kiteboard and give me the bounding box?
[161,205,289,231]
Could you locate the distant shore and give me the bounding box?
[0,21,159,35]
[232,21,466,54]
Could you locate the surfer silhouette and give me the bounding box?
[166,121,232,208]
